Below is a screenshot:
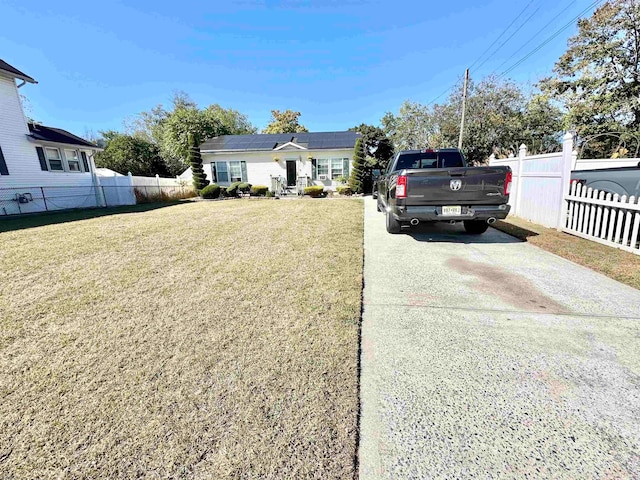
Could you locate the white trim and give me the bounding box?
[273,141,307,151]
[202,147,356,154]
[26,136,103,152]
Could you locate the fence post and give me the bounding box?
[515,144,526,217]
[128,172,135,205]
[156,174,161,196]
[557,132,574,230]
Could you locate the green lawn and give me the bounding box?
[0,198,364,478]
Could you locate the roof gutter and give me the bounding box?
[25,135,103,152]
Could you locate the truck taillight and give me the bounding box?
[504,171,512,196]
[396,175,407,198]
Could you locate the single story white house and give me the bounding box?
[180,131,361,191]
[0,59,103,215]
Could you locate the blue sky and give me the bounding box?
[0,0,597,137]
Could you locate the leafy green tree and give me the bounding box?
[349,138,366,194]
[125,92,257,174]
[540,0,640,157]
[350,123,394,170]
[381,101,440,151]
[159,107,224,164]
[187,133,209,191]
[94,131,170,176]
[262,110,308,133]
[436,76,562,164]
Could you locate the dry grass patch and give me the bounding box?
[0,198,364,479]
[493,216,640,290]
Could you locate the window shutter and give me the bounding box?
[36,146,48,171]
[343,158,350,178]
[210,163,217,182]
[311,159,317,180]
[240,161,248,182]
[81,151,90,172]
[0,146,8,175]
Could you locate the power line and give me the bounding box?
[468,0,537,71]
[498,0,605,78]
[473,3,543,73]
[426,0,538,105]
[493,1,578,73]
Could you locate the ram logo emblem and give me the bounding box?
[450,179,462,191]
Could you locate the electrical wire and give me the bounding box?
[468,0,538,71]
[498,0,605,78]
[493,0,577,73]
[426,0,538,104]
[473,3,543,73]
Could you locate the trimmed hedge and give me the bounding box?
[238,182,252,194]
[265,190,275,197]
[304,186,325,198]
[251,185,269,196]
[200,184,221,199]
[226,182,242,196]
[336,186,353,196]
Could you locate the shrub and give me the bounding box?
[200,184,221,199]
[238,182,252,194]
[304,185,325,198]
[187,133,209,191]
[251,185,269,196]
[226,182,242,197]
[336,186,353,196]
[349,138,365,194]
[265,190,275,197]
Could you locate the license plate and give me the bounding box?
[442,206,462,216]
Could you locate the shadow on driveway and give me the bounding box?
[397,222,524,244]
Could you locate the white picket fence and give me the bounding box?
[565,182,640,254]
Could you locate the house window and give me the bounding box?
[216,162,229,183]
[331,158,344,180]
[229,161,242,182]
[45,147,64,171]
[65,149,82,172]
[317,159,329,176]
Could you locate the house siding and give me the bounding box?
[0,73,99,215]
[192,149,354,190]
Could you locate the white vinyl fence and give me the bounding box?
[489,133,573,228]
[490,132,640,255]
[565,183,640,254]
[99,173,193,206]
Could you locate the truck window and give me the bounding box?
[394,151,464,171]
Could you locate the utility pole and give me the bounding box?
[458,68,469,151]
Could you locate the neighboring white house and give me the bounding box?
[0,59,102,215]
[180,131,361,191]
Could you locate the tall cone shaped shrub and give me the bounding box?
[188,132,209,191]
[349,138,365,194]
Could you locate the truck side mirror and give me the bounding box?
[372,169,381,178]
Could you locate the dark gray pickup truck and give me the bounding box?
[375,148,512,234]
[571,166,640,197]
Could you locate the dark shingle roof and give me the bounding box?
[0,59,37,84]
[201,131,360,152]
[28,123,99,148]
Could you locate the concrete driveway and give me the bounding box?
[359,197,640,479]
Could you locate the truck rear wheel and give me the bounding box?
[463,220,489,234]
[386,210,402,234]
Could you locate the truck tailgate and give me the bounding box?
[404,167,509,205]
